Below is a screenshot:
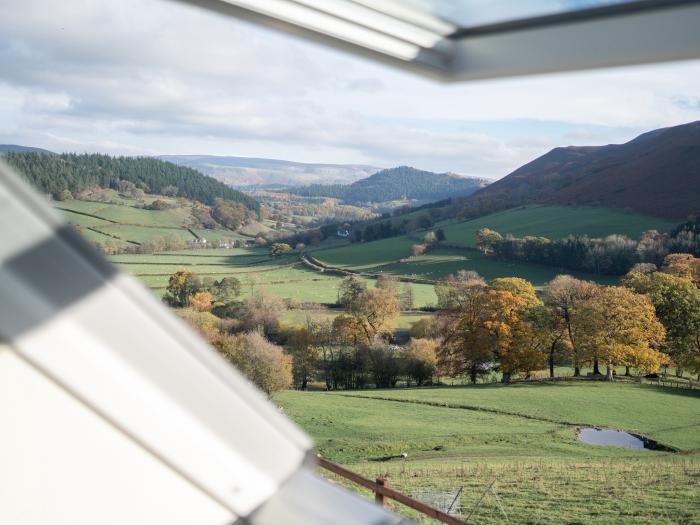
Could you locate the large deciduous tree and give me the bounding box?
[435,275,493,384]
[164,269,202,307]
[623,270,700,377]
[475,228,503,254]
[543,275,597,376]
[576,286,666,380]
[352,288,400,344]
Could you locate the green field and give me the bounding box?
[313,240,618,288]
[378,248,619,287]
[57,194,269,247]
[110,252,438,307]
[437,206,678,248]
[311,205,677,286]
[277,382,700,524]
[312,236,416,269]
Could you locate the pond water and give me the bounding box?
[578,428,646,449]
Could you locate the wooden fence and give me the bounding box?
[317,456,469,525]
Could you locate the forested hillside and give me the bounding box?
[3,152,259,211]
[290,166,489,204]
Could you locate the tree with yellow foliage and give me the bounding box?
[485,279,547,382]
[403,338,438,386]
[662,253,700,287]
[352,287,400,344]
[576,286,666,380]
[189,291,213,312]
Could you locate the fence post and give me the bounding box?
[375,478,389,508]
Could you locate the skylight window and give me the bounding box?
[178,0,700,80]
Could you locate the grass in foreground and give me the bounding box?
[276,382,700,524]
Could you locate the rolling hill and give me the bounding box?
[0,144,55,154]
[158,154,379,188]
[457,120,700,220]
[4,152,259,211]
[290,166,490,205]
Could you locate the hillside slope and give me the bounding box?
[459,121,700,219]
[4,152,259,211]
[158,154,378,188]
[0,144,55,154]
[292,166,490,204]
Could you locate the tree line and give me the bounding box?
[4,151,259,211]
[475,224,700,276]
[167,253,699,395]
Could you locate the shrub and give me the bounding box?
[216,332,292,395]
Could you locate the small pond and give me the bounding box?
[579,428,647,449]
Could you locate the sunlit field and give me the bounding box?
[277,382,700,524]
[435,206,677,248]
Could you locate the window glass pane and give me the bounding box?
[401,0,639,29]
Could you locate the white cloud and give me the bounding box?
[0,0,699,178]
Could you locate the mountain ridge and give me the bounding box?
[158,154,379,188]
[457,120,700,220]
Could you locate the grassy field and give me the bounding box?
[56,193,276,247]
[314,240,617,288]
[276,382,700,524]
[312,236,416,269]
[311,205,677,287]
[109,250,439,307]
[437,206,678,248]
[377,247,619,287]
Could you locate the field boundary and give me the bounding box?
[317,456,469,525]
[302,253,437,285]
[333,392,581,426]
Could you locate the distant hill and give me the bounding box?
[457,121,700,220]
[4,152,259,211]
[0,144,54,155]
[290,166,490,205]
[158,155,379,188]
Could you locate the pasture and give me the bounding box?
[437,206,678,248]
[276,382,700,524]
[56,194,270,247]
[107,251,439,307]
[313,240,617,288]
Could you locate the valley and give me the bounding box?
[4,120,700,525]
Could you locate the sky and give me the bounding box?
[1,0,700,180]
